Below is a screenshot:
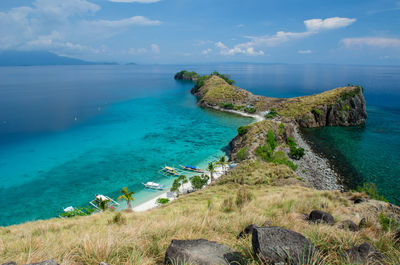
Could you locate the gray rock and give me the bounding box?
[25,260,59,265]
[2,262,17,265]
[237,224,258,239]
[345,242,386,264]
[252,226,317,265]
[99,263,111,265]
[309,210,335,225]
[261,220,271,227]
[338,220,358,232]
[164,239,243,265]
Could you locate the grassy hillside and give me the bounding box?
[1,171,399,264]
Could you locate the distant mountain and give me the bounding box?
[0,50,115,66]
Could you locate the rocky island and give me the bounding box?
[1,72,399,265]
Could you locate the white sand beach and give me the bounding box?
[133,165,226,212]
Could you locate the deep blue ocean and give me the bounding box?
[0,64,399,226]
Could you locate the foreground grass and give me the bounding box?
[1,179,399,264]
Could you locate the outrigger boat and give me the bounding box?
[89,194,119,211]
[143,181,166,190]
[159,166,183,177]
[179,165,204,173]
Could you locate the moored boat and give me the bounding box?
[179,165,204,173]
[143,181,166,190]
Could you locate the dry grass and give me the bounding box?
[275,86,360,118]
[201,76,247,105]
[1,181,399,265]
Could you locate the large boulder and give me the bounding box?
[237,224,258,239]
[308,210,335,225]
[164,239,243,265]
[252,226,317,264]
[1,262,17,265]
[345,242,386,264]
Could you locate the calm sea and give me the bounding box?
[0,64,399,226]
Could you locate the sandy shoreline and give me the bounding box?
[133,165,225,212]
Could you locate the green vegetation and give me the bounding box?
[207,162,216,182]
[217,155,228,173]
[190,174,209,190]
[378,213,400,232]
[174,70,200,81]
[311,108,321,116]
[265,108,278,119]
[279,123,285,135]
[156,198,170,205]
[236,147,248,161]
[193,74,211,91]
[219,102,235,109]
[60,207,95,218]
[171,175,188,194]
[340,86,362,101]
[117,187,135,209]
[356,183,388,202]
[244,106,256,113]
[237,125,250,136]
[212,71,235,85]
[287,137,305,160]
[255,131,298,170]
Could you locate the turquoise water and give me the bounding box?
[0,66,252,226]
[1,64,400,226]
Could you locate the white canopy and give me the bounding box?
[64,206,74,212]
[96,195,108,201]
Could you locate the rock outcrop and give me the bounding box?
[1,260,60,265]
[345,242,386,264]
[164,239,243,265]
[338,220,359,232]
[252,226,317,265]
[308,210,335,225]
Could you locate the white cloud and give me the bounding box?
[304,17,356,32]
[87,16,161,28]
[109,0,160,2]
[341,37,400,48]
[298,49,312,54]
[215,17,356,56]
[201,48,212,55]
[0,0,161,58]
[151,44,160,53]
[215,41,264,56]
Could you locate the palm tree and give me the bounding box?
[218,156,227,174]
[118,187,135,209]
[207,161,216,182]
[98,198,111,211]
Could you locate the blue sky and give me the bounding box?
[0,0,399,64]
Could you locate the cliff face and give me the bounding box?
[296,87,367,128]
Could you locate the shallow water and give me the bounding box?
[1,64,399,226]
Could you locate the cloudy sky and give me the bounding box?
[0,0,399,64]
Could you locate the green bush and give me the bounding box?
[267,130,277,151]
[174,70,200,80]
[378,213,399,232]
[255,143,273,161]
[279,123,285,136]
[287,137,296,148]
[237,125,250,136]
[219,102,235,109]
[156,198,170,205]
[234,105,244,110]
[271,151,298,171]
[193,75,211,90]
[170,175,188,193]
[265,108,278,119]
[244,107,256,113]
[109,212,126,225]
[212,71,235,85]
[289,146,305,160]
[60,207,95,218]
[190,174,209,190]
[356,183,388,202]
[237,147,248,161]
[311,108,321,116]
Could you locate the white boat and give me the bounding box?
[89,194,119,211]
[143,181,166,190]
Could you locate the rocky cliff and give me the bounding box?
[190,73,367,128]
